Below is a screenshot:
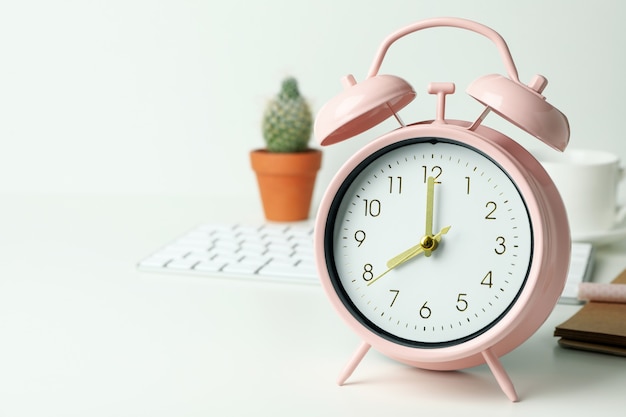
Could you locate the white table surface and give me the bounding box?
[1,193,625,417]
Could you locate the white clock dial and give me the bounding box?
[325,137,533,346]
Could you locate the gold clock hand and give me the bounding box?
[425,176,435,237]
[420,177,439,256]
[367,225,451,287]
[366,258,412,286]
[387,225,451,269]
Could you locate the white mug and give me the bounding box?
[533,148,625,238]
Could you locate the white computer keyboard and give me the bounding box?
[137,223,594,302]
[137,223,318,284]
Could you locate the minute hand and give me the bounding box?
[386,225,451,269]
[425,175,435,237]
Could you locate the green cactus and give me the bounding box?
[262,77,313,153]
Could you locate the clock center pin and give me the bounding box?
[420,235,438,252]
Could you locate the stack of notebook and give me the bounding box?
[554,269,626,356]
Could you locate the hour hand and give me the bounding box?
[366,225,451,287]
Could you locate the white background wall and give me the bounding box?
[1,0,625,206]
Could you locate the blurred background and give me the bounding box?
[1,0,624,208]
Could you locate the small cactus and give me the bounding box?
[262,77,313,153]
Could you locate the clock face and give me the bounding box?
[324,137,533,347]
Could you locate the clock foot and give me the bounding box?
[337,342,371,385]
[482,348,519,402]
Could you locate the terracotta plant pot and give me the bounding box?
[250,149,322,222]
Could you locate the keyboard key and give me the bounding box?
[240,241,267,253]
[222,261,265,275]
[166,258,200,270]
[193,260,226,273]
[211,252,243,263]
[183,252,213,262]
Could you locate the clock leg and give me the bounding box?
[337,342,371,386]
[481,348,519,402]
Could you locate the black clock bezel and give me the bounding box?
[323,136,534,348]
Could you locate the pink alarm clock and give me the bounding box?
[313,17,570,402]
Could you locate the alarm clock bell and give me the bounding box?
[315,18,569,152]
